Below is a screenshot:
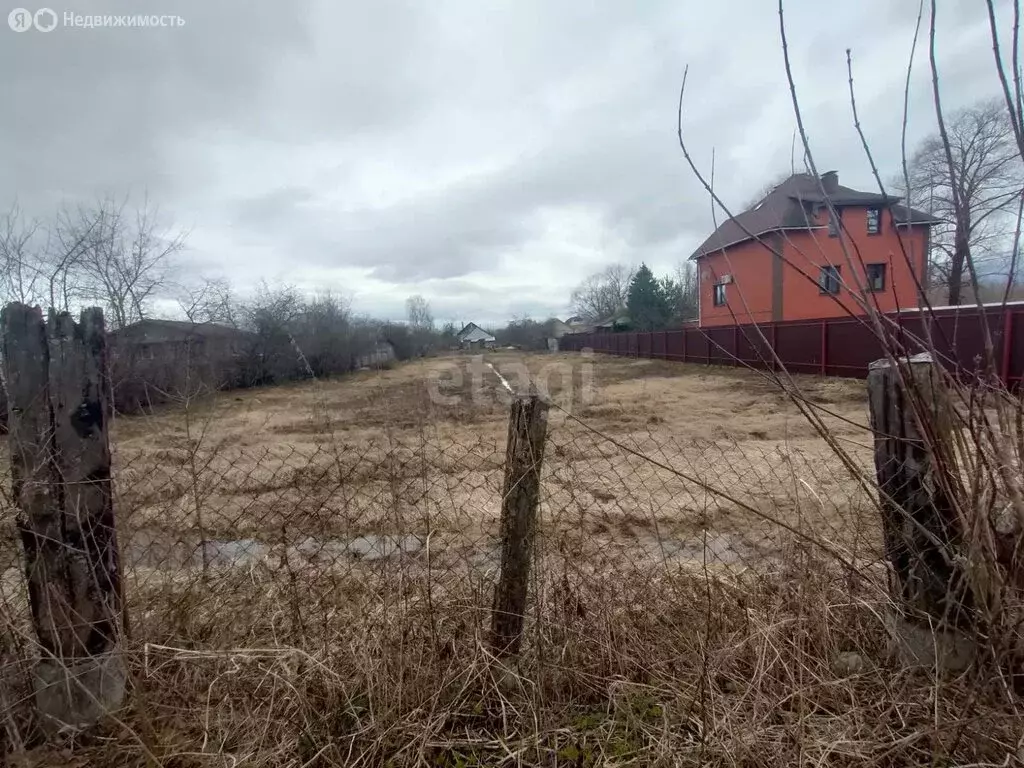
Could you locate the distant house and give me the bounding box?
[355,340,396,369]
[564,315,595,334]
[548,319,572,338]
[456,322,496,349]
[109,319,255,411]
[690,170,940,327]
[544,318,573,351]
[593,311,631,333]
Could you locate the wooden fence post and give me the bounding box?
[491,393,549,658]
[1,304,125,729]
[867,353,974,669]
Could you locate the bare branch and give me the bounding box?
[569,263,635,321]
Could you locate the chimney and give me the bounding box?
[821,170,839,194]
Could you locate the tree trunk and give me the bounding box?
[947,224,971,306]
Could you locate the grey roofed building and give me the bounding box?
[355,339,396,369]
[689,171,942,260]
[548,318,572,338]
[564,315,595,333]
[456,322,496,346]
[108,319,256,412]
[593,310,630,332]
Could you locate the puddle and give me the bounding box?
[292,534,424,562]
[635,533,771,566]
[123,528,769,572]
[124,532,270,569]
[125,530,424,570]
[202,539,268,567]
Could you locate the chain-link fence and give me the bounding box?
[3,349,1019,766]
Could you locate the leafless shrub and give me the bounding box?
[570,263,635,323]
[902,98,1024,304]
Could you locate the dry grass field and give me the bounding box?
[110,350,877,572]
[5,351,1023,766]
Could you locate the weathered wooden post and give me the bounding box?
[867,352,974,669]
[1,304,125,729]
[491,393,549,658]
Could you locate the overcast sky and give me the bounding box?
[1,0,1014,326]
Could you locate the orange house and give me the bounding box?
[690,171,940,327]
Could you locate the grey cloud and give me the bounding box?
[1,0,1014,321]
[231,76,774,283]
[2,0,315,210]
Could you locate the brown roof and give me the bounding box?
[689,173,941,260]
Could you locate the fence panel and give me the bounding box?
[560,307,1023,385]
[652,330,667,359]
[825,318,879,379]
[666,329,684,361]
[773,322,821,375]
[735,324,774,370]
[705,326,735,366]
[638,332,651,358]
[684,327,709,364]
[1008,312,1024,383]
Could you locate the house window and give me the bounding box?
[866,207,881,235]
[866,263,887,292]
[828,208,843,237]
[712,283,727,306]
[819,265,841,295]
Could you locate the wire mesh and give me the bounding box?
[5,350,1013,765]
[0,354,879,654]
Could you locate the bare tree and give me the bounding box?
[664,261,699,323]
[238,282,307,383]
[570,263,635,321]
[177,277,238,326]
[60,196,187,328]
[241,281,305,334]
[905,98,1024,305]
[405,294,434,330]
[0,202,98,312]
[0,203,45,305]
[43,204,98,313]
[294,291,354,376]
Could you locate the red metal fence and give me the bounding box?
[558,306,1024,385]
